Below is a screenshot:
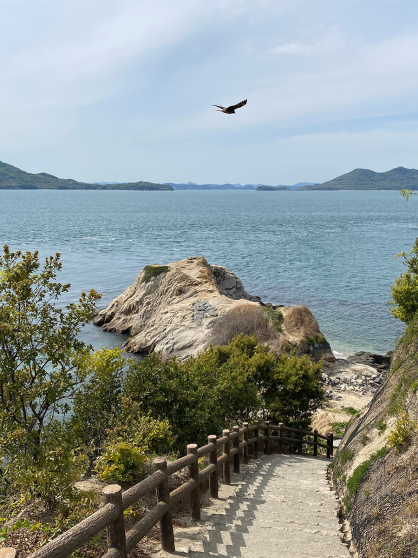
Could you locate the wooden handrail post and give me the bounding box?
[313,429,318,457]
[222,429,231,485]
[103,485,127,557]
[154,457,175,551]
[243,422,249,464]
[264,421,270,455]
[208,434,218,499]
[233,426,240,473]
[327,432,334,458]
[187,444,200,521]
[254,421,259,459]
[279,423,283,453]
[298,429,303,454]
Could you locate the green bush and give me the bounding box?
[1,420,88,511]
[386,411,417,452]
[70,347,126,460]
[390,237,418,322]
[106,397,174,455]
[94,441,147,482]
[123,334,324,452]
[94,397,174,481]
[376,419,387,434]
[0,245,99,513]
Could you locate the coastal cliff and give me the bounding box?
[332,322,418,557]
[94,256,334,361]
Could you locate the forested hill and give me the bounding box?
[0,161,173,190]
[299,166,418,190]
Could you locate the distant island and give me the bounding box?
[256,185,291,191]
[168,181,314,190]
[0,161,173,191]
[2,160,418,192]
[299,166,418,190]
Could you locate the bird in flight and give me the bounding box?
[213,99,247,114]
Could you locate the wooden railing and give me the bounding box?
[25,422,333,558]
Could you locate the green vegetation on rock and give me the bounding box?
[143,265,170,282]
[306,335,327,346]
[262,306,283,331]
[331,421,348,437]
[345,447,389,507]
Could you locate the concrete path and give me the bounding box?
[153,454,350,558]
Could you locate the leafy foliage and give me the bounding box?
[390,238,418,322]
[123,334,324,452]
[386,411,417,452]
[0,245,101,461]
[94,441,147,482]
[70,347,126,461]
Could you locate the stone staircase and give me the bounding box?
[153,454,350,558]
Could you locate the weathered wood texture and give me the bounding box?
[154,457,175,552]
[25,422,332,558]
[187,444,200,521]
[103,485,127,557]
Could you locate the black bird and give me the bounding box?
[213,99,247,114]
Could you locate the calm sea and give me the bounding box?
[1,189,417,355]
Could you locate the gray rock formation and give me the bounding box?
[94,256,334,361]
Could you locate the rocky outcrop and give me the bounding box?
[332,326,418,557]
[94,256,334,361]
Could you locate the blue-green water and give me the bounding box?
[1,189,417,355]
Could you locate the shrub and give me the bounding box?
[94,397,174,481]
[386,411,417,452]
[306,335,327,346]
[123,334,324,452]
[342,406,360,417]
[106,397,174,455]
[0,245,99,513]
[70,347,126,461]
[212,303,276,346]
[390,237,418,322]
[1,420,88,510]
[94,441,147,482]
[375,419,387,435]
[260,350,324,429]
[331,422,348,437]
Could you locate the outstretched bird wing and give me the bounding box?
[228,99,247,111]
[213,104,226,111]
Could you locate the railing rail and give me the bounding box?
[25,422,333,558]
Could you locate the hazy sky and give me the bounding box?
[1,0,417,184]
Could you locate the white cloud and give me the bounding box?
[1,0,418,183]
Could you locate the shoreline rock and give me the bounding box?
[94,256,335,361]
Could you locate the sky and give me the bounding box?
[1,0,418,185]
